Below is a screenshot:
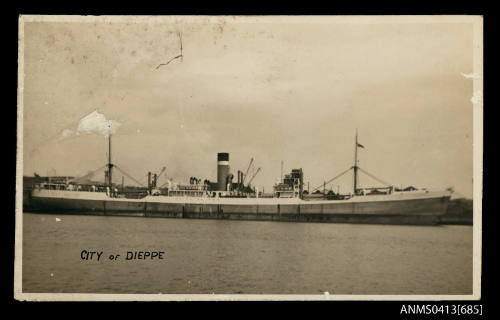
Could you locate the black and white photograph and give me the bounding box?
[15,15,482,301]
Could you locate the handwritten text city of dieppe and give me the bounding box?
[81,250,165,261]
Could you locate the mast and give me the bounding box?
[108,130,113,191]
[353,129,358,194]
[148,172,152,194]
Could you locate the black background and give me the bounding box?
[6,3,494,319]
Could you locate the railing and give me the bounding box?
[36,183,107,193]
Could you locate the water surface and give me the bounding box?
[22,213,473,294]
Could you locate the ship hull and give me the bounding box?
[25,189,451,225]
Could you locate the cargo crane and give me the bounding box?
[241,158,254,186]
[156,166,166,184]
[247,167,261,188]
[149,166,166,195]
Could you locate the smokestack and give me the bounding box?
[217,153,230,191]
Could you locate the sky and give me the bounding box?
[21,16,479,198]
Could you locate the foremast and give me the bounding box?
[107,128,113,192]
[353,129,359,194]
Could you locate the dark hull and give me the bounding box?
[25,194,450,225]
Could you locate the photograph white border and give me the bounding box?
[14,14,483,301]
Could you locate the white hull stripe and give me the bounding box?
[218,161,229,165]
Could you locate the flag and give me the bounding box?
[357,143,365,148]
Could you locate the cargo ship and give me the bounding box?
[24,131,452,225]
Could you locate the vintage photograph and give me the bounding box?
[15,15,482,300]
